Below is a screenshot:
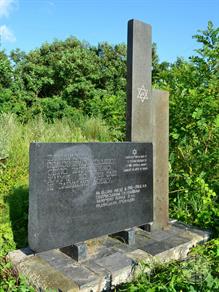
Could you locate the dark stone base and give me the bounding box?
[60,242,88,262]
[110,228,136,245]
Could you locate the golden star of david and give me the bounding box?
[137,85,148,102]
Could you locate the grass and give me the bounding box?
[0,113,218,291]
[117,239,219,291]
[0,113,112,290]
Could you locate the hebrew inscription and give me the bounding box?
[124,149,148,172]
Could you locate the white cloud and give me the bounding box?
[0,25,16,42]
[0,0,15,17]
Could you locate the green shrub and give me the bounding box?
[118,239,219,292]
[154,22,219,230]
[86,91,126,140]
[0,257,34,291]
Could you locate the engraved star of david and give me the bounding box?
[132,149,137,156]
[137,85,149,102]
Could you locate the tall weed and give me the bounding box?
[0,113,112,254]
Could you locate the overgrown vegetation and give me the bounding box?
[0,114,112,290]
[157,21,219,230]
[118,239,219,291]
[0,21,218,290]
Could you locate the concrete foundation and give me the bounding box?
[7,221,210,292]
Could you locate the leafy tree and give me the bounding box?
[0,50,13,88]
[153,22,219,227]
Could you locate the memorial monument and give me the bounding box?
[7,20,209,292]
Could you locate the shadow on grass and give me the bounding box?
[6,186,29,249]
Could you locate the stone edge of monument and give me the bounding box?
[7,222,211,291]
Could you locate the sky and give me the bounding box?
[0,0,218,63]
